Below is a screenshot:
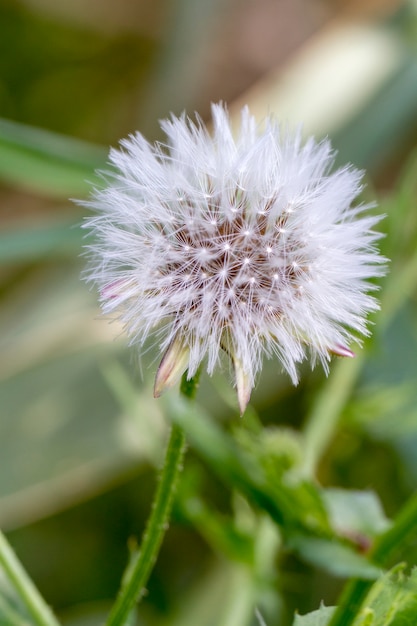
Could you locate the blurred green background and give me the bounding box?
[2,1,417,625]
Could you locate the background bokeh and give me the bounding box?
[1,1,417,625]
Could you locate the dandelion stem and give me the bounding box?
[105,372,199,626]
[0,530,60,626]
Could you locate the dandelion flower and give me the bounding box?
[83,104,385,414]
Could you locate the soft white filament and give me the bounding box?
[83,104,385,395]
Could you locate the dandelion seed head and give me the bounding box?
[82,103,386,413]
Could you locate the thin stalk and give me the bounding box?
[328,490,417,626]
[0,530,60,626]
[301,355,363,477]
[218,566,254,626]
[105,372,199,626]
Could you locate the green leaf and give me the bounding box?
[0,571,32,625]
[0,595,30,626]
[0,217,82,263]
[235,426,331,535]
[323,489,391,540]
[289,535,382,580]
[293,605,335,626]
[354,565,417,625]
[0,118,106,197]
[295,567,417,626]
[165,394,385,580]
[165,394,330,536]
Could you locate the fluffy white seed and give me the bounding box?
[82,103,386,413]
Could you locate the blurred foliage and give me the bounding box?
[295,565,417,625]
[0,1,157,144]
[2,1,417,626]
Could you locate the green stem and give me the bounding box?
[301,356,363,477]
[218,565,254,626]
[105,372,199,626]
[328,491,417,626]
[0,530,60,626]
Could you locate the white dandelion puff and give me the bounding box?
[82,103,386,414]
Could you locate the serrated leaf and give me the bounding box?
[293,605,335,626]
[354,565,417,626]
[292,566,417,625]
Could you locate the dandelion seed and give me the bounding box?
[82,103,386,414]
